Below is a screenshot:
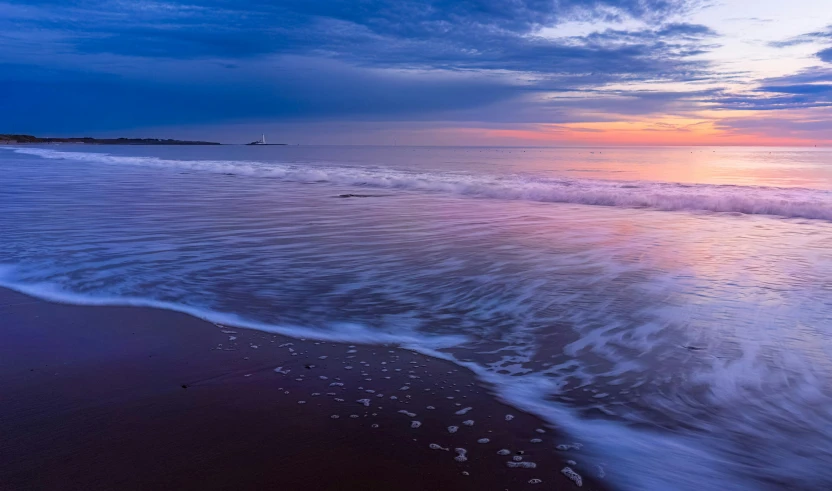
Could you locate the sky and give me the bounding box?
[1,0,831,145]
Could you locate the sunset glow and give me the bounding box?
[1,0,831,144]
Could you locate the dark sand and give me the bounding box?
[0,288,602,490]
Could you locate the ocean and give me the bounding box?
[2,144,832,490]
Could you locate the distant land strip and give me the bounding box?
[0,134,221,145]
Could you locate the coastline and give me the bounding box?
[0,135,220,145]
[0,287,601,490]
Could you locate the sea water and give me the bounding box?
[2,145,832,490]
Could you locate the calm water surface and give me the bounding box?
[2,145,832,490]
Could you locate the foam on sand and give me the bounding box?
[561,467,583,487]
[0,268,753,491]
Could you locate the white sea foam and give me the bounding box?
[0,265,467,350]
[9,146,832,221]
[561,467,583,487]
[3,263,832,491]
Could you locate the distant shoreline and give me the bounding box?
[0,134,221,145]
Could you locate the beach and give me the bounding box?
[5,0,832,487]
[0,287,598,490]
[3,144,832,490]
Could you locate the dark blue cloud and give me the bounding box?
[711,69,832,111]
[0,0,715,132]
[714,95,832,111]
[757,84,832,95]
[0,58,524,133]
[819,47,832,63]
[761,67,832,85]
[2,0,711,74]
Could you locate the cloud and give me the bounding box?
[714,108,832,143]
[3,0,828,146]
[757,84,832,95]
[710,68,832,111]
[768,25,832,65]
[769,25,832,48]
[1,0,712,79]
[773,25,832,64]
[0,0,720,132]
[761,67,832,85]
[714,94,832,111]
[0,57,530,133]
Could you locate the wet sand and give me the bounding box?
[0,288,602,490]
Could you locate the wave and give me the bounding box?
[8,146,832,221]
[0,266,467,350]
[0,265,809,491]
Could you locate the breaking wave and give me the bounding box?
[0,265,468,349]
[9,146,832,221]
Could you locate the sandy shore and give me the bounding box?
[0,287,601,490]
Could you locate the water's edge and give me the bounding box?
[0,276,744,491]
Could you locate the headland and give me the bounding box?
[0,134,221,145]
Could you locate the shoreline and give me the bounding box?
[0,287,601,490]
[0,135,220,145]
